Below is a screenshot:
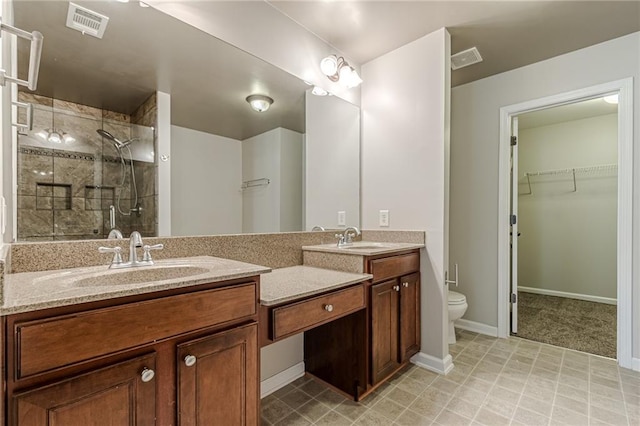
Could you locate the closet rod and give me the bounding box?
[521,163,617,195]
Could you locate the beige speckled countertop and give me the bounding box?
[301,241,424,256]
[260,266,372,306]
[1,256,271,315]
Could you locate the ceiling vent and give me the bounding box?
[451,47,483,70]
[66,2,110,39]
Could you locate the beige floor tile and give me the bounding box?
[474,407,511,426]
[558,371,589,390]
[396,376,431,396]
[334,399,368,421]
[279,389,313,410]
[519,395,553,417]
[262,399,295,425]
[434,408,472,426]
[313,389,346,409]
[313,410,352,426]
[446,368,471,384]
[513,406,550,426]
[556,383,588,403]
[272,384,298,399]
[590,405,629,425]
[535,358,562,373]
[385,386,418,407]
[554,394,588,415]
[482,395,517,419]
[550,405,588,425]
[295,400,331,423]
[591,374,622,391]
[395,409,433,426]
[409,393,448,420]
[539,345,565,357]
[352,409,394,426]
[371,396,406,421]
[297,379,327,397]
[446,397,481,419]
[523,380,557,404]
[409,366,440,383]
[455,385,489,405]
[274,411,311,426]
[496,375,526,393]
[590,382,624,400]
[431,376,462,395]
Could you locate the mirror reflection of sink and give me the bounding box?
[74,266,209,287]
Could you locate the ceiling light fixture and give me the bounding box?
[603,94,619,104]
[36,129,75,144]
[246,94,274,113]
[320,54,362,88]
[311,86,328,96]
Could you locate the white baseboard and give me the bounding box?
[260,362,305,398]
[632,357,640,372]
[411,352,454,375]
[455,319,498,337]
[518,286,617,305]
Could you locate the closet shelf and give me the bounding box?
[521,164,617,194]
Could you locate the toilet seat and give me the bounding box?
[448,290,466,305]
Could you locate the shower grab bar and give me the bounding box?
[12,101,33,130]
[241,177,270,189]
[0,19,44,91]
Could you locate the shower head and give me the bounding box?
[96,129,134,149]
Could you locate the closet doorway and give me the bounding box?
[513,97,618,358]
[497,78,634,369]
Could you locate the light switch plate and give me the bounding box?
[379,210,390,227]
[338,211,346,226]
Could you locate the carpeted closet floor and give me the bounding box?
[515,292,616,359]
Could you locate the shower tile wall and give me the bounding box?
[16,92,157,241]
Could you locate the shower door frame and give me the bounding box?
[497,78,634,370]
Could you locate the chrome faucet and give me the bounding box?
[99,231,163,269]
[335,226,361,247]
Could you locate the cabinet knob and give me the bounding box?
[141,368,155,383]
[324,304,334,312]
[402,282,409,288]
[393,285,400,292]
[184,355,197,367]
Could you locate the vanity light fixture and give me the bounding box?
[246,94,274,113]
[36,129,75,144]
[320,54,362,88]
[603,94,619,104]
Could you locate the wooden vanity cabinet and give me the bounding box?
[3,278,260,426]
[366,251,421,386]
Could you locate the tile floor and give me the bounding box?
[261,330,640,425]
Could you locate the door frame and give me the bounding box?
[497,78,634,369]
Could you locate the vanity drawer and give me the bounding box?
[272,284,365,340]
[369,252,419,283]
[15,282,257,378]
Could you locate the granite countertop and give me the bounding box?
[260,265,372,307]
[301,241,424,256]
[1,256,271,315]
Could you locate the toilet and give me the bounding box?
[448,290,468,344]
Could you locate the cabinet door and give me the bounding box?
[177,323,258,426]
[370,279,400,384]
[400,272,421,361]
[13,353,156,426]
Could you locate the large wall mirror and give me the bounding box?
[13,0,359,241]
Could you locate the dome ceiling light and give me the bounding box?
[246,94,274,113]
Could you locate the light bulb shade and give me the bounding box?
[320,55,339,77]
[345,69,363,88]
[246,94,274,112]
[311,86,328,96]
[47,131,62,144]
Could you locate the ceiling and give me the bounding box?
[13,1,640,138]
[269,1,640,87]
[518,96,618,130]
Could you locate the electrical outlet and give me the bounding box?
[379,210,390,227]
[338,211,346,226]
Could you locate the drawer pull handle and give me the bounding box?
[141,368,155,383]
[402,282,409,288]
[324,304,334,312]
[393,285,400,292]
[184,355,197,367]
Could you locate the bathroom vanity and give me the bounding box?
[0,256,270,425]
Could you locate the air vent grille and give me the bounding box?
[451,47,483,70]
[66,2,110,39]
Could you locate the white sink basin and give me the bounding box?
[339,242,388,250]
[74,266,209,287]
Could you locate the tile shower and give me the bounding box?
[16,92,157,241]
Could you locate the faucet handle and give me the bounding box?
[142,244,164,263]
[98,246,123,265]
[334,234,345,247]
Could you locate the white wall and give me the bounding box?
[450,32,640,359]
[305,92,360,231]
[279,129,303,232]
[362,28,451,370]
[242,128,303,233]
[170,125,242,236]
[518,114,618,299]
